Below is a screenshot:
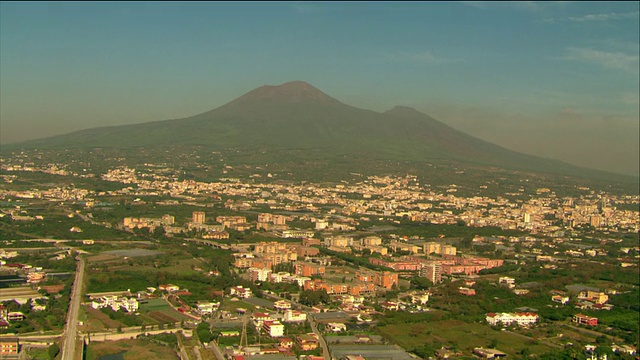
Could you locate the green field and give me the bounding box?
[139,298,193,324]
[377,319,552,357]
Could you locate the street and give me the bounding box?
[60,256,85,360]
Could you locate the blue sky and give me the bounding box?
[1,2,638,175]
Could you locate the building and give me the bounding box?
[326,322,347,333]
[262,320,285,337]
[473,347,507,359]
[573,313,598,326]
[552,295,569,305]
[424,242,441,255]
[283,310,307,322]
[248,268,272,282]
[459,287,476,296]
[278,230,315,238]
[0,337,19,359]
[297,334,319,351]
[420,263,442,284]
[296,262,326,277]
[441,245,457,256]
[498,277,515,285]
[229,285,253,298]
[486,312,539,327]
[274,300,292,311]
[577,291,608,305]
[193,211,206,224]
[90,296,139,312]
[355,270,398,289]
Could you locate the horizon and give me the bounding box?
[1,2,638,176]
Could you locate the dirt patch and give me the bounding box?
[148,311,178,323]
[82,306,122,331]
[87,253,119,263]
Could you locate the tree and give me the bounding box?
[299,289,330,306]
[153,225,166,238]
[48,343,60,359]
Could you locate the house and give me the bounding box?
[410,292,430,305]
[229,285,253,298]
[577,291,608,305]
[159,284,180,293]
[459,287,476,296]
[279,337,294,348]
[296,334,319,351]
[262,320,285,337]
[274,300,292,311]
[219,331,240,337]
[283,310,307,322]
[251,312,272,327]
[611,344,637,356]
[473,347,507,359]
[573,313,598,326]
[7,312,25,322]
[498,277,515,285]
[552,295,570,305]
[380,301,399,311]
[196,301,220,315]
[326,322,347,333]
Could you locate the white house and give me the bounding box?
[283,310,307,322]
[229,285,253,298]
[274,300,292,311]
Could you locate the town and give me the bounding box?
[0,150,638,360]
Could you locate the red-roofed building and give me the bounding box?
[573,314,598,326]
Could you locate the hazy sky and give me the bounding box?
[1,2,638,176]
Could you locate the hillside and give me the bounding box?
[5,81,636,183]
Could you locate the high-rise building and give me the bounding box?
[193,211,206,224]
[441,245,457,256]
[424,242,441,255]
[420,262,442,284]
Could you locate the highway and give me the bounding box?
[60,256,85,360]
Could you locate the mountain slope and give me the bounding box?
[6,81,634,182]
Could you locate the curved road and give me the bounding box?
[60,256,85,360]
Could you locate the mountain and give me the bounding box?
[4,81,634,182]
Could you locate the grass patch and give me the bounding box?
[377,320,550,357]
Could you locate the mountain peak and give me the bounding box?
[232,81,340,104]
[385,105,423,116]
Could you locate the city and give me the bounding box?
[1,149,638,359]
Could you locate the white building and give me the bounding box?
[262,320,285,337]
[229,285,253,298]
[486,312,538,327]
[326,322,347,333]
[552,295,570,305]
[274,300,292,311]
[91,296,138,313]
[283,310,307,322]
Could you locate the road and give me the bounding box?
[308,315,330,360]
[209,340,225,360]
[60,256,85,360]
